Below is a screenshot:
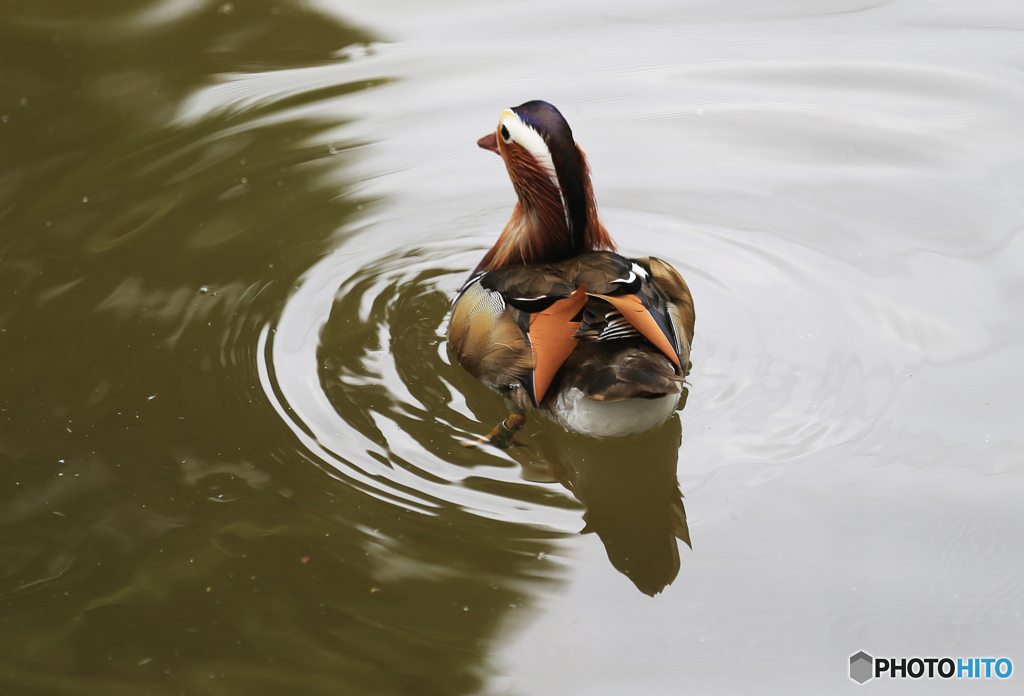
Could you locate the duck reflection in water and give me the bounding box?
[509,411,691,597]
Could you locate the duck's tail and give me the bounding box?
[555,340,682,403]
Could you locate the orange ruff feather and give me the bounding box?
[594,293,681,369]
[528,285,589,404]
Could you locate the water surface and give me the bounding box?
[2,0,1023,693]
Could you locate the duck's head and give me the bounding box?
[475,100,615,272]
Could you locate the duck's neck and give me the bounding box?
[475,147,616,273]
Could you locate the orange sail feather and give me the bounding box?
[527,285,589,404]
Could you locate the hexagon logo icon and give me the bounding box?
[850,651,873,684]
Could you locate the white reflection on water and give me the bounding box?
[203,0,1024,691]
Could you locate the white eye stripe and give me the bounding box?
[499,109,557,181]
[500,109,573,232]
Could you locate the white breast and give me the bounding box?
[546,388,680,438]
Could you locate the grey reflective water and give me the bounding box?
[2,0,1023,693]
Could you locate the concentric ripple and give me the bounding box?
[259,184,954,550]
[260,235,590,529]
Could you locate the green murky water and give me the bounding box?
[2,1,1023,693]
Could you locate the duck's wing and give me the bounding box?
[568,252,691,374]
[448,271,587,410]
[448,274,533,411]
[635,256,695,371]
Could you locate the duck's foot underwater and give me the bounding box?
[463,412,527,449]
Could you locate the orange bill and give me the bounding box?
[478,132,499,152]
[528,285,589,405]
[594,293,680,369]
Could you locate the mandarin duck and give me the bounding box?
[448,100,694,444]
